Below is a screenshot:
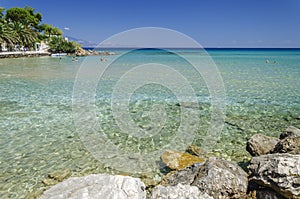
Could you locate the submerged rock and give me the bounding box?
[40,174,146,199]
[48,169,71,182]
[187,144,206,157]
[279,126,300,139]
[246,134,279,156]
[42,178,57,186]
[161,150,205,170]
[149,183,213,199]
[42,169,71,187]
[248,153,300,199]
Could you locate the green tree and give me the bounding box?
[24,6,42,28]
[0,7,5,19]
[1,6,80,53]
[48,36,80,53]
[40,24,63,37]
[9,21,38,48]
[0,22,17,45]
[5,7,40,28]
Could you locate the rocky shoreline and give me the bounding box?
[75,48,116,56]
[37,126,300,199]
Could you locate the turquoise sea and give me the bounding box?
[0,48,300,198]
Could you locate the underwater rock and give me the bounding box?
[149,183,213,199]
[48,169,71,182]
[161,150,205,170]
[249,153,300,199]
[187,144,206,157]
[246,134,279,156]
[273,136,300,154]
[42,178,57,186]
[279,126,300,139]
[40,174,146,199]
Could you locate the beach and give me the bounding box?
[0,48,300,198]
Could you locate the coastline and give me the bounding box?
[0,49,115,59]
[0,51,51,58]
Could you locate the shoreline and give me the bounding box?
[0,49,116,59]
[0,51,51,59]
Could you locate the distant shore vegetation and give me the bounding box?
[0,6,81,53]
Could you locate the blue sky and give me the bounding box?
[1,0,300,47]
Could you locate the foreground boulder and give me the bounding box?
[272,136,300,154]
[162,157,248,198]
[250,188,286,199]
[149,183,213,199]
[249,153,300,198]
[279,126,300,139]
[246,134,279,156]
[161,163,203,186]
[192,157,248,198]
[40,174,146,199]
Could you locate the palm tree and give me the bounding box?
[0,7,5,19]
[9,21,38,49]
[0,22,18,47]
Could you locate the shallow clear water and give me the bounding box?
[0,49,300,198]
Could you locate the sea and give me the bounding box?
[0,48,300,198]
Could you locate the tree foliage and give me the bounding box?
[0,22,18,45]
[39,24,63,37]
[48,37,81,53]
[0,6,79,53]
[0,7,4,18]
[5,7,42,28]
[9,21,38,46]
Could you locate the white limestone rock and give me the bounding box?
[40,174,146,199]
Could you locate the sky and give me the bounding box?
[1,0,300,48]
